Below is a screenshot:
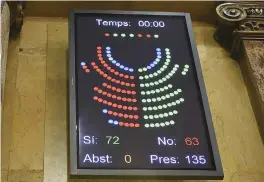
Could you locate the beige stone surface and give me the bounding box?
[2,18,264,182]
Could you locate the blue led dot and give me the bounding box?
[103,109,108,113]
[107,54,111,57]
[150,63,155,67]
[116,63,120,66]
[120,65,124,69]
[114,121,118,125]
[109,57,113,61]
[157,52,161,55]
[153,61,158,65]
[129,68,134,72]
[124,67,128,70]
[81,62,85,66]
[106,47,111,50]
[108,119,113,124]
[157,55,162,58]
[106,50,111,54]
[112,60,117,63]
[147,66,151,69]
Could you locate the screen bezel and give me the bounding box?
[68,10,223,180]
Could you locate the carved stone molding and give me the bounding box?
[214,2,264,60]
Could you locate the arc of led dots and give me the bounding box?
[91,62,135,88]
[141,84,172,95]
[143,110,178,120]
[102,83,136,95]
[108,119,140,128]
[140,64,179,88]
[142,97,184,111]
[141,89,182,103]
[182,64,190,75]
[93,96,138,111]
[96,52,135,80]
[144,120,175,128]
[103,109,139,120]
[94,87,137,103]
[138,48,169,72]
[81,62,90,73]
[139,58,171,80]
[103,46,134,72]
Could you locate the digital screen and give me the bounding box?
[74,13,216,171]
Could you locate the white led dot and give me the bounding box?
[148,107,152,111]
[168,84,173,88]
[157,70,162,74]
[149,74,153,78]
[182,71,186,75]
[177,89,182,92]
[153,106,158,110]
[143,68,147,71]
[156,89,160,93]
[155,123,160,127]
[166,55,171,58]
[154,73,158,76]
[155,81,159,85]
[170,93,174,97]
[139,76,143,79]
[121,33,126,37]
[160,123,165,127]
[140,84,144,87]
[145,83,150,87]
[145,124,149,128]
[165,48,170,51]
[158,105,162,109]
[167,103,172,107]
[166,94,170,99]
[142,99,146,103]
[146,91,151,95]
[161,96,166,100]
[151,90,155,94]
[130,34,134,37]
[147,99,151,102]
[143,107,147,111]
[180,98,184,102]
[138,68,143,72]
[169,112,173,116]
[149,115,154,119]
[175,64,179,68]
[176,100,181,104]
[165,121,170,125]
[157,97,161,101]
[174,91,178,95]
[164,113,169,117]
[170,120,175,124]
[172,102,177,106]
[150,83,154,86]
[113,33,118,37]
[173,110,178,114]
[163,105,168,108]
[141,91,145,95]
[154,115,159,119]
[144,115,148,119]
[185,65,189,68]
[154,34,159,38]
[150,123,155,127]
[184,68,188,72]
[152,98,157,102]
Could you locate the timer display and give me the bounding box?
[69,10,223,180]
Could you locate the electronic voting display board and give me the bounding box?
[68,10,223,180]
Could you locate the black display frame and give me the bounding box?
[68,10,224,180]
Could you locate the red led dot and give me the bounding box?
[108,102,112,106]
[107,67,111,70]
[82,65,87,69]
[94,87,99,91]
[105,33,110,36]
[122,98,127,102]
[117,96,121,100]
[98,89,102,94]
[130,76,134,79]
[133,107,138,111]
[107,85,111,89]
[129,115,133,119]
[98,54,102,57]
[102,92,107,95]
[116,88,121,92]
[98,98,103,103]
[94,66,98,69]
[119,73,124,77]
[118,105,122,109]
[130,123,134,127]
[124,75,129,79]
[103,83,107,87]
[99,57,103,61]
[118,113,123,117]
[124,114,128,118]
[101,60,106,64]
[128,106,132,110]
[91,62,95,66]
[116,80,120,84]
[121,90,126,94]
[103,74,107,78]
[97,50,102,54]
[103,63,108,67]
[113,112,118,116]
[119,122,124,126]
[127,90,131,94]
[110,69,115,73]
[99,71,104,75]
[85,69,90,73]
[132,91,136,95]
[114,72,119,75]
[107,77,111,80]
[127,98,131,102]
[126,83,130,86]
[113,103,117,107]
[146,34,151,38]
[111,78,116,82]
[134,115,139,119]
[138,34,142,38]
[93,96,98,100]
[103,100,107,104]
[135,123,140,127]
[108,110,113,114]
[131,84,135,87]
[97,46,101,50]
[112,87,116,91]
[124,123,129,127]
[112,95,117,99]
[132,99,137,102]
[123,106,128,110]
[121,82,125,85]
[107,93,112,97]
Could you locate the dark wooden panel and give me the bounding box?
[23,1,217,24]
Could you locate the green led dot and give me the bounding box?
[167,103,172,107]
[175,64,179,68]
[158,80,163,84]
[159,114,164,118]
[166,55,171,59]
[182,71,186,75]
[160,68,165,72]
[149,115,154,119]
[150,123,155,127]
[156,58,160,62]
[165,48,170,51]
[160,88,164,92]
[143,68,147,71]
[166,51,170,55]
[184,68,188,72]
[145,91,150,95]
[162,78,166,82]
[173,110,178,114]
[129,33,134,37]
[166,59,170,62]
[153,106,158,110]
[163,104,167,108]
[160,123,165,127]
[165,121,170,125]
[154,34,159,38]
[144,75,149,79]
[147,99,151,102]
[176,100,181,104]
[142,99,146,103]
[151,90,155,94]
[166,95,170,99]
[148,107,152,110]
[141,91,145,95]
[172,102,177,106]
[140,76,144,80]
[154,81,159,85]
[185,65,189,68]
[168,73,173,77]
[180,98,184,102]
[152,98,157,102]
[144,115,148,119]
[145,83,150,87]
[156,89,160,93]
[168,84,173,88]
[153,73,158,76]
[150,82,154,86]
[158,105,162,109]
[140,84,144,87]
[143,107,147,111]
[177,89,182,92]
[145,124,149,128]
[155,123,160,127]
[170,120,175,124]
[157,97,161,101]
[157,70,162,74]
[113,33,118,37]
[169,112,173,116]
[161,96,166,100]
[163,65,168,69]
[149,74,153,78]
[154,115,159,119]
[138,68,143,72]
[164,113,169,117]
[121,33,126,37]
[165,62,169,66]
[165,75,170,79]
[174,91,178,95]
[170,93,174,97]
